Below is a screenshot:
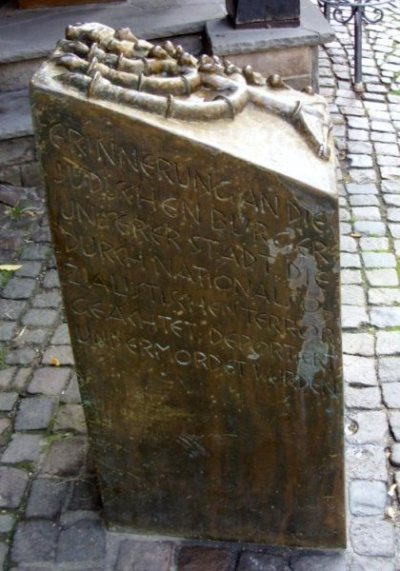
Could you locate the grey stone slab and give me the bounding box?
[341,306,369,329]
[291,554,345,571]
[343,355,377,386]
[359,237,389,251]
[362,253,396,268]
[54,404,86,434]
[345,386,381,409]
[33,291,61,308]
[11,520,58,563]
[342,333,374,357]
[353,221,386,236]
[5,348,36,366]
[57,519,105,563]
[28,367,70,395]
[0,321,17,342]
[60,374,81,404]
[382,383,400,408]
[51,324,70,345]
[42,346,74,366]
[345,411,387,445]
[2,433,42,464]
[371,308,400,328]
[349,557,395,571]
[0,513,14,533]
[346,183,378,195]
[350,519,395,557]
[115,539,174,571]
[0,300,27,320]
[369,288,400,305]
[341,269,363,284]
[42,270,60,289]
[379,358,400,383]
[15,396,58,431]
[0,368,15,389]
[341,285,365,305]
[15,261,42,278]
[389,411,400,441]
[0,391,18,411]
[390,443,400,466]
[349,480,387,515]
[21,244,49,261]
[0,466,28,508]
[26,478,69,519]
[207,0,334,56]
[0,91,34,140]
[22,309,58,327]
[2,278,36,300]
[41,436,87,477]
[366,269,399,286]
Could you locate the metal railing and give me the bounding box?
[318,0,391,91]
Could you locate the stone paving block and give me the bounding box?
[11,520,58,563]
[5,348,36,366]
[390,443,400,466]
[341,269,362,284]
[43,270,60,289]
[389,223,400,238]
[341,306,369,329]
[349,169,377,184]
[115,539,173,571]
[237,552,289,570]
[350,518,395,557]
[20,244,49,261]
[345,411,387,445]
[41,436,87,477]
[341,285,365,305]
[349,155,374,168]
[26,478,69,519]
[2,278,37,300]
[13,368,32,391]
[28,367,70,395]
[353,221,386,236]
[15,328,49,346]
[15,396,57,431]
[349,480,387,515]
[362,252,396,267]
[51,324,70,345]
[359,237,389,250]
[33,291,61,308]
[0,367,15,388]
[68,478,101,511]
[382,383,400,408]
[353,207,381,221]
[343,355,377,386]
[60,374,81,404]
[54,404,86,434]
[0,391,18,411]
[366,269,399,286]
[348,129,369,142]
[349,556,395,571]
[341,253,361,268]
[350,195,380,207]
[371,308,400,328]
[0,542,7,569]
[57,519,105,563]
[2,433,43,464]
[22,309,58,328]
[342,333,374,356]
[378,357,400,383]
[0,417,11,437]
[0,513,14,533]
[384,194,400,205]
[0,321,17,342]
[176,545,237,571]
[389,411,400,441]
[0,467,28,508]
[340,236,358,252]
[346,183,378,194]
[0,300,26,320]
[15,262,42,279]
[345,386,381,409]
[42,346,74,366]
[291,553,346,571]
[369,288,400,305]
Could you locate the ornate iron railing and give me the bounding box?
[318,0,391,91]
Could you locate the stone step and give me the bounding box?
[0,0,225,91]
[0,90,33,142]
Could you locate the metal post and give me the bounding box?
[354,5,364,91]
[324,3,331,20]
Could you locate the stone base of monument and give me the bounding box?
[206,0,334,91]
[31,22,345,550]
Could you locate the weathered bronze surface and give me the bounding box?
[31,24,345,548]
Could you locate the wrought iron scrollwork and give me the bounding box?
[318,0,390,90]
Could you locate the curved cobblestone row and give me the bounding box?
[0,3,400,570]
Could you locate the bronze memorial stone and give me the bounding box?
[30,23,345,549]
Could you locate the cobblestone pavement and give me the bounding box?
[1,4,400,571]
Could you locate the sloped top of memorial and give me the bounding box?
[32,22,336,196]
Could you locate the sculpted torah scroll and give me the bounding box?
[31,23,345,549]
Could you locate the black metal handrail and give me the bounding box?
[318,0,391,91]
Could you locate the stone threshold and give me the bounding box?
[0,0,225,64]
